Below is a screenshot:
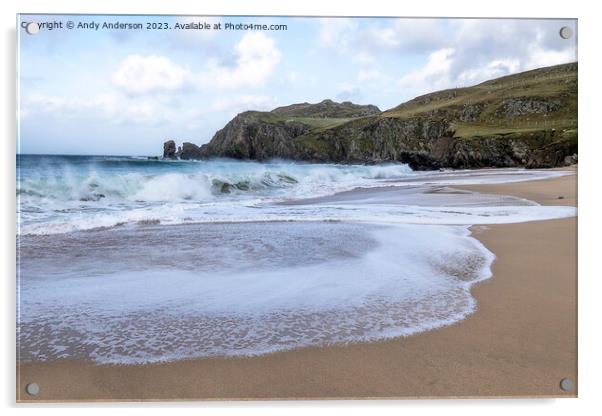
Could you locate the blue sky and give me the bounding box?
[18,15,577,155]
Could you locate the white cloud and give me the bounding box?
[336,82,361,102]
[111,55,191,95]
[448,19,576,82]
[397,48,455,96]
[316,18,576,104]
[211,95,278,113]
[318,18,357,49]
[20,92,158,124]
[525,47,575,71]
[457,59,521,84]
[111,32,281,95]
[357,19,446,53]
[197,32,281,89]
[320,19,445,55]
[391,20,576,99]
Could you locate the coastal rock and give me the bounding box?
[163,140,176,159]
[198,111,311,160]
[564,153,578,165]
[163,63,577,170]
[526,130,578,168]
[178,142,204,160]
[460,103,484,122]
[495,98,561,118]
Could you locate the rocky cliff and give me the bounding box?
[164,62,577,169]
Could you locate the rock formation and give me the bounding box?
[163,62,578,170]
[163,140,176,159]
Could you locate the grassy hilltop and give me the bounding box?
[167,63,577,169]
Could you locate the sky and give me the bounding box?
[17,15,577,156]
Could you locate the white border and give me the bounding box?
[2,0,601,414]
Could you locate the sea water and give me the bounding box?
[16,155,576,363]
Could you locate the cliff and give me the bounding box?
[164,62,577,169]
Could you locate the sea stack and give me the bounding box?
[163,140,176,159]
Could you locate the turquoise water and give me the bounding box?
[17,154,573,235]
[16,155,576,363]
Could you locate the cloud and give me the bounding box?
[211,94,278,113]
[111,32,281,95]
[390,20,577,99]
[457,59,520,85]
[356,19,447,54]
[525,47,575,71]
[397,48,455,96]
[319,18,445,55]
[20,92,158,124]
[336,82,362,102]
[447,19,576,82]
[318,18,357,49]
[111,55,191,95]
[315,18,576,102]
[197,32,281,89]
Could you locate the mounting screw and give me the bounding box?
[25,383,40,396]
[25,22,39,35]
[559,26,573,40]
[559,378,573,392]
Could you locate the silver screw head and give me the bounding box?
[25,22,39,35]
[559,378,573,392]
[25,382,40,396]
[559,26,573,40]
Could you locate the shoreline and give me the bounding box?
[17,168,577,401]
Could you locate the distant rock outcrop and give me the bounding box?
[271,99,381,118]
[163,140,176,159]
[163,63,578,169]
[178,142,204,160]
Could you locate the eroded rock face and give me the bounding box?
[461,104,484,122]
[161,63,577,169]
[178,142,204,160]
[292,116,452,169]
[496,98,561,118]
[526,136,578,168]
[199,112,311,160]
[163,140,176,159]
[163,119,578,170]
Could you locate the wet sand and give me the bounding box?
[17,169,577,401]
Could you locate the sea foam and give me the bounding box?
[17,156,575,235]
[16,156,577,364]
[18,222,494,364]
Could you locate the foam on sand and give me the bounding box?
[18,222,494,364]
[16,156,577,364]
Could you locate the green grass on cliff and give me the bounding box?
[286,117,355,131]
[256,112,355,132]
[451,119,578,138]
[382,62,577,139]
[253,63,577,144]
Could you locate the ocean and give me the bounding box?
[16,155,576,364]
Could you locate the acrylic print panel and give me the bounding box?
[16,15,578,401]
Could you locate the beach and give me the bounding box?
[17,167,577,401]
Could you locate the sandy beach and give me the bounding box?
[17,168,577,401]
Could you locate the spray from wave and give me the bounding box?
[17,156,414,204]
[17,155,573,235]
[16,156,577,364]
